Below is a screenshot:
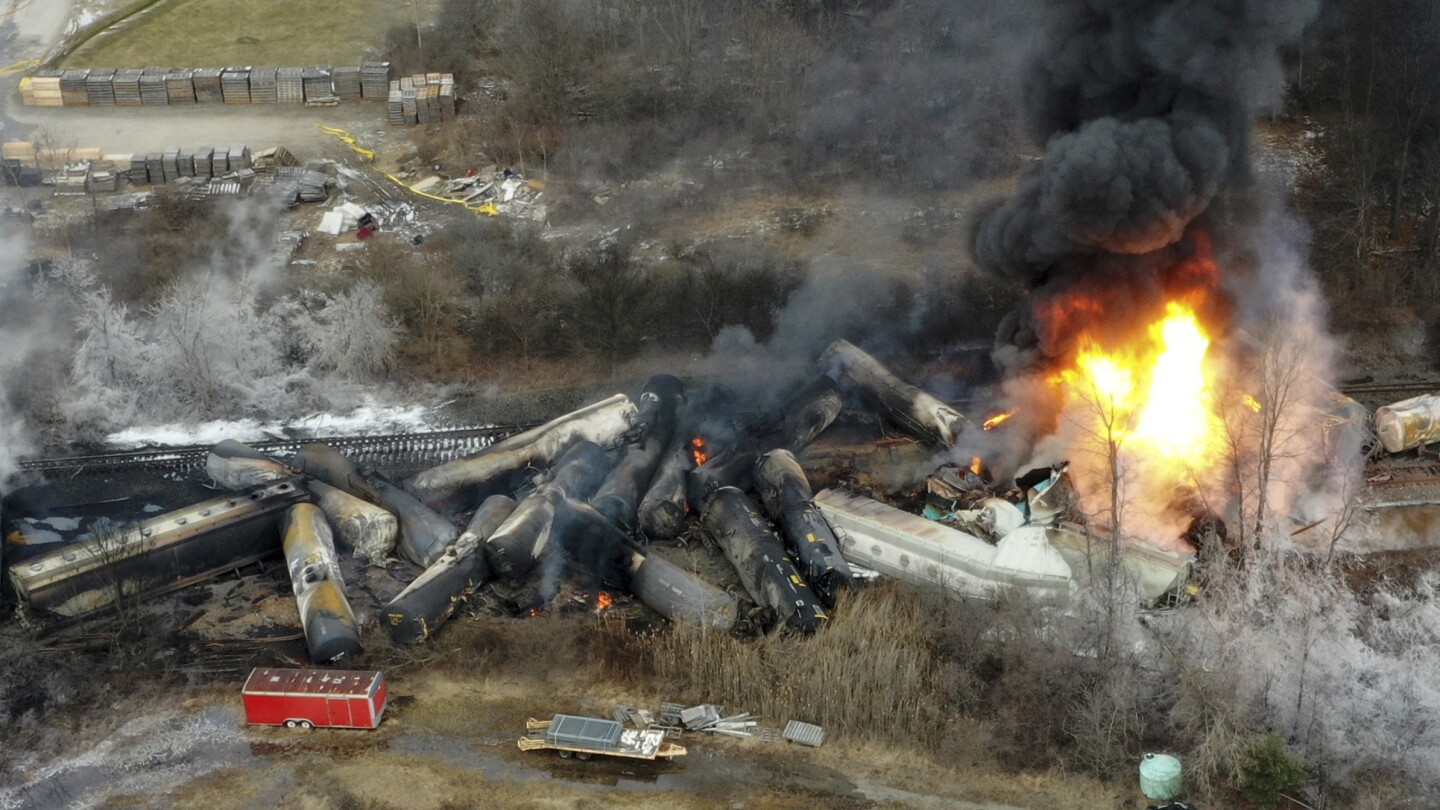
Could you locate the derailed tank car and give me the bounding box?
[754,450,855,606]
[9,478,307,619]
[699,487,828,634]
[283,503,363,663]
[385,494,516,643]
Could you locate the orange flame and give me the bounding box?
[1049,297,1228,549]
[691,436,709,466]
[970,456,984,476]
[1054,300,1223,462]
[529,607,542,618]
[595,592,615,612]
[982,409,1017,430]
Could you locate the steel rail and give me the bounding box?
[20,423,540,476]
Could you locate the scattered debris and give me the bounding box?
[782,720,826,748]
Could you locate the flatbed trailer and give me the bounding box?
[517,715,687,761]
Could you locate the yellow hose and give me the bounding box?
[316,125,498,216]
[315,125,376,161]
[0,59,39,77]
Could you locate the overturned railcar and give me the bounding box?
[620,544,739,631]
[283,503,363,664]
[307,479,399,563]
[754,450,855,606]
[385,494,516,643]
[485,441,613,580]
[408,394,639,505]
[820,339,964,447]
[592,375,683,531]
[9,478,308,619]
[294,442,457,567]
[207,439,295,490]
[699,487,828,634]
[637,437,693,540]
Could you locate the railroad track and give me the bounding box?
[1341,380,1440,400]
[19,423,539,477]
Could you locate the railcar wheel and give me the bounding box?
[300,720,314,729]
[558,750,571,759]
[285,720,298,728]
[576,752,592,761]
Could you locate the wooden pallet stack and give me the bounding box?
[248,67,278,103]
[85,69,116,106]
[387,80,406,124]
[126,155,148,184]
[439,74,455,120]
[162,148,181,183]
[192,68,224,103]
[112,69,143,106]
[333,66,361,100]
[211,146,229,175]
[221,67,252,104]
[301,66,333,102]
[228,144,252,171]
[277,67,304,103]
[60,70,90,106]
[144,153,163,183]
[166,70,196,104]
[140,69,170,106]
[360,61,390,100]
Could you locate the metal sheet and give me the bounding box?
[783,720,825,747]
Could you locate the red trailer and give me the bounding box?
[242,667,387,730]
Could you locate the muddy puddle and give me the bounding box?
[0,707,251,810]
[382,728,869,802]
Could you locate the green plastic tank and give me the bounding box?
[1139,752,1183,800]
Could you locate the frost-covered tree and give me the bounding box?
[294,281,399,378]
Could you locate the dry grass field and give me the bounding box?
[64,0,440,69]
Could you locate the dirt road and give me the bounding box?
[0,679,1046,810]
[4,100,391,157]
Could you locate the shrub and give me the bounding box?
[1237,733,1308,808]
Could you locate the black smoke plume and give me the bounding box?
[973,0,1318,365]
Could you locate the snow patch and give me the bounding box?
[104,403,438,450]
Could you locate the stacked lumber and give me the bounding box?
[113,69,143,106]
[139,72,170,106]
[228,144,252,171]
[277,67,304,103]
[192,68,224,103]
[19,63,447,115]
[387,80,405,124]
[166,70,196,104]
[333,66,361,100]
[127,155,148,184]
[23,72,63,107]
[1,142,36,163]
[221,67,251,104]
[194,147,213,178]
[360,61,390,99]
[60,70,90,106]
[86,69,117,105]
[249,67,277,103]
[301,66,333,102]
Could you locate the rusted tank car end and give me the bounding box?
[283,503,363,664]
